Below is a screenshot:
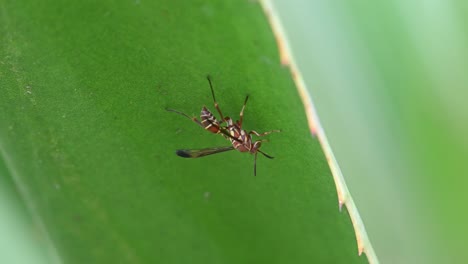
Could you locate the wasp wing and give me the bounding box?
[176,146,235,158]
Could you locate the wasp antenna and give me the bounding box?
[254,152,258,176]
[258,149,274,159]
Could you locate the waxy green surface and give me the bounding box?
[0,1,366,263]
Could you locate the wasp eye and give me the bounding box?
[254,141,262,149]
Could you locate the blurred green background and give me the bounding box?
[271,0,468,263]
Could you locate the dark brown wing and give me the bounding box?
[176,146,235,158]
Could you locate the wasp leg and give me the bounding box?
[207,75,225,122]
[238,95,249,128]
[166,108,204,128]
[249,129,281,137]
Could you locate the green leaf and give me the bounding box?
[0,1,367,263]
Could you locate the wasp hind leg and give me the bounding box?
[166,108,204,128]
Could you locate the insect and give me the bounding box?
[166,75,280,176]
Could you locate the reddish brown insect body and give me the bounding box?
[166,75,280,176]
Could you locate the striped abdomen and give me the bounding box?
[200,106,221,133]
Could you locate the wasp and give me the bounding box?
[166,76,280,176]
